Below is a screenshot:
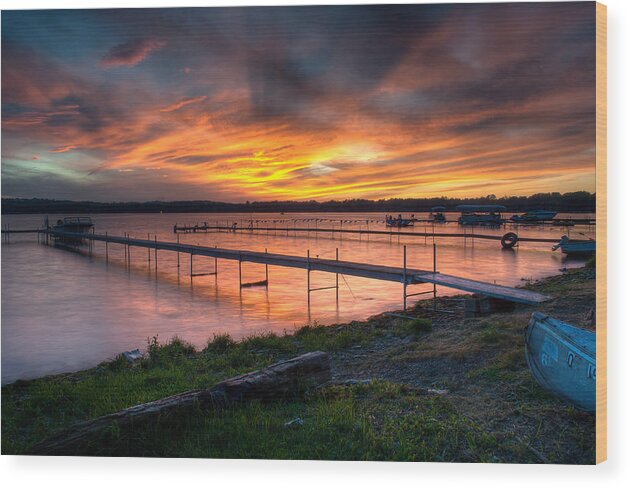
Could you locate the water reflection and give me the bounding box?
[1,212,592,384]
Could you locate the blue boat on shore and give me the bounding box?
[551,235,596,256]
[524,312,595,413]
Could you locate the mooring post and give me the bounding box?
[336,247,339,303]
[307,249,311,306]
[124,233,128,265]
[433,242,437,311]
[176,233,180,267]
[215,246,218,278]
[265,248,269,285]
[147,233,151,263]
[190,252,193,279]
[403,245,407,313]
[238,252,242,288]
[154,236,158,272]
[105,232,109,262]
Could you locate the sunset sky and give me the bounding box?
[2,2,596,202]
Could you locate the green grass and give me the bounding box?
[1,322,379,455]
[13,381,502,461]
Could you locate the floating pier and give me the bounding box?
[172,222,563,247]
[46,229,550,311]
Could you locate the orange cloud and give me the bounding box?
[50,145,78,153]
[160,96,207,113]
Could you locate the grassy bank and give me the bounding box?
[1,267,595,463]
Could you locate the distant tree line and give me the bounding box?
[1,191,595,215]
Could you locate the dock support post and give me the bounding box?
[433,242,437,311]
[265,248,269,285]
[336,247,339,303]
[176,234,180,267]
[147,233,151,264]
[238,252,242,288]
[154,236,158,272]
[190,252,193,279]
[403,245,407,313]
[307,250,311,307]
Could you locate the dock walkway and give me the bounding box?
[173,223,561,245]
[50,230,550,306]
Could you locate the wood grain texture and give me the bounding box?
[596,0,607,465]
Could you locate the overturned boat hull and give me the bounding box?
[524,312,595,413]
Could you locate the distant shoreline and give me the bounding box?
[1,192,596,215]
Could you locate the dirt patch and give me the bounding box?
[328,266,596,464]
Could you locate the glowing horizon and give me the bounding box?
[1,3,596,202]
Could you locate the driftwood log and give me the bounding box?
[29,351,331,455]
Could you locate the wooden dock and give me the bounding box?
[173,223,562,245]
[48,229,550,308]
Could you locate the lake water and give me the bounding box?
[1,212,594,384]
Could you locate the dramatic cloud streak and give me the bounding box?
[160,96,208,113]
[2,3,595,202]
[101,38,166,67]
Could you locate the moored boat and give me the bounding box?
[51,216,94,233]
[551,235,595,256]
[386,216,414,227]
[510,210,557,222]
[429,206,447,223]
[524,312,595,413]
[49,217,94,244]
[456,205,506,226]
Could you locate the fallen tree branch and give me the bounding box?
[29,351,331,455]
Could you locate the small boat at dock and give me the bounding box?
[510,210,557,222]
[385,215,414,227]
[551,235,595,256]
[429,206,447,223]
[456,205,506,226]
[524,312,595,413]
[51,217,94,233]
[49,217,94,244]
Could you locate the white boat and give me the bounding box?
[525,312,595,413]
[50,217,94,244]
[551,235,595,256]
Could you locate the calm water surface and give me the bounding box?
[1,212,594,384]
